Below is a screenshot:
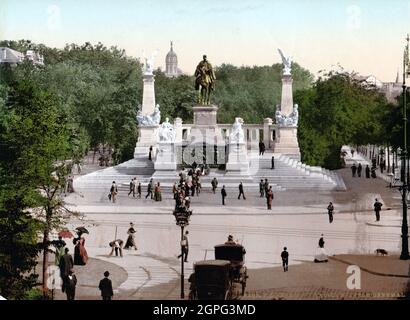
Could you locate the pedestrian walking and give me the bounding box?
[137,182,142,198]
[128,178,136,197]
[99,271,114,300]
[259,179,265,197]
[365,164,370,178]
[59,248,74,282]
[318,234,325,248]
[238,182,246,200]
[177,231,189,262]
[281,247,289,272]
[271,155,275,169]
[62,269,77,300]
[109,181,118,203]
[221,185,227,205]
[351,149,355,158]
[264,178,269,196]
[145,178,154,199]
[351,164,357,177]
[327,202,334,223]
[124,222,137,250]
[211,177,218,194]
[371,167,377,178]
[357,163,362,178]
[266,186,274,210]
[374,198,383,221]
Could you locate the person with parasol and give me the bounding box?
[73,227,89,265]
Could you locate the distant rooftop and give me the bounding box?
[0,47,44,65]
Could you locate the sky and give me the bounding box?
[1,0,410,82]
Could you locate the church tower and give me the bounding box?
[165,41,181,78]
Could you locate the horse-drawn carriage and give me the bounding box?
[189,243,248,300]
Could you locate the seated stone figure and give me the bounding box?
[159,117,176,142]
[229,118,245,144]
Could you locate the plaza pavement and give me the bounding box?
[52,149,409,299]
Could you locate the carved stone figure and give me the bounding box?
[275,104,299,127]
[229,118,245,144]
[143,50,158,75]
[136,104,161,126]
[159,117,176,142]
[278,48,292,76]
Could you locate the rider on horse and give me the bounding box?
[194,55,216,105]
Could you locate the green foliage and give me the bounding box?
[0,63,74,298]
[296,71,390,169]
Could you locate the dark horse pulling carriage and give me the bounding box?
[189,243,248,300]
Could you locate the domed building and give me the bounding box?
[165,41,182,78]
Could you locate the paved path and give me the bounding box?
[55,147,409,299]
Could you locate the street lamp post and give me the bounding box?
[399,34,410,260]
[173,208,192,299]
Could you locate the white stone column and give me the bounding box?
[280,75,293,116]
[174,117,183,144]
[142,74,155,116]
[263,118,273,149]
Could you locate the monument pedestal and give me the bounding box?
[184,105,226,166]
[274,126,300,159]
[226,142,249,173]
[134,125,159,158]
[154,142,177,171]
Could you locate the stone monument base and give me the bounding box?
[274,127,300,159]
[226,142,249,173]
[134,125,159,158]
[154,142,177,171]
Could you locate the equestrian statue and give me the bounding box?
[194,55,216,105]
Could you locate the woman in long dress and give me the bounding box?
[74,236,89,265]
[154,182,162,201]
[124,223,137,250]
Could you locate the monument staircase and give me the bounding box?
[249,151,346,191]
[74,156,155,189]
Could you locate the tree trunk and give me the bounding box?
[42,229,49,298]
[387,146,390,173]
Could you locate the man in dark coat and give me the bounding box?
[99,271,114,300]
[238,182,246,200]
[221,185,227,205]
[271,156,275,169]
[259,179,265,197]
[351,164,357,177]
[327,202,334,223]
[145,178,153,199]
[264,178,269,196]
[365,164,371,178]
[281,247,289,272]
[211,177,218,194]
[59,248,74,280]
[62,269,77,300]
[374,198,383,221]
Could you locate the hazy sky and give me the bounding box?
[1,0,410,81]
